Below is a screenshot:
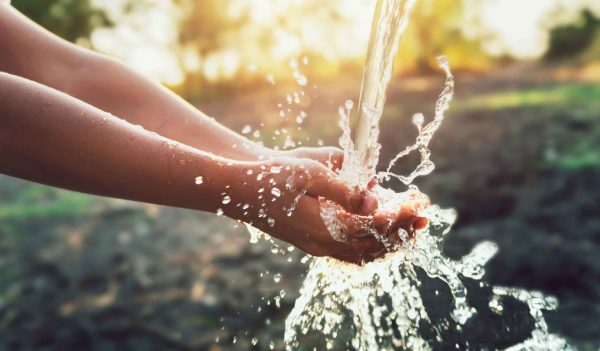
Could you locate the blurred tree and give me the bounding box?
[11,0,108,43]
[176,0,491,91]
[545,10,600,60]
[397,0,491,72]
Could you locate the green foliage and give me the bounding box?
[545,10,600,60]
[0,184,106,219]
[397,0,491,72]
[461,83,600,170]
[461,84,600,111]
[10,0,108,42]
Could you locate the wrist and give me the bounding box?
[210,159,260,221]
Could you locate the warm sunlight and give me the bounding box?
[477,0,600,58]
[85,0,599,84]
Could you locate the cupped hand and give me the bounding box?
[224,157,429,264]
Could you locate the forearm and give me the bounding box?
[0,73,237,213]
[65,52,273,161]
[0,4,271,161]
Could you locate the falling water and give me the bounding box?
[338,0,417,189]
[281,0,574,349]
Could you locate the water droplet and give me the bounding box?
[268,218,275,227]
[407,309,418,320]
[283,135,296,149]
[270,166,282,174]
[296,75,307,86]
[195,176,204,185]
[271,188,281,197]
[251,337,258,346]
[345,99,354,110]
[489,296,504,314]
[232,336,237,344]
[242,125,252,134]
[412,113,424,126]
[222,195,231,204]
[216,208,224,216]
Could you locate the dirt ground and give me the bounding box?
[0,62,598,350]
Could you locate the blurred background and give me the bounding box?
[0,0,599,350]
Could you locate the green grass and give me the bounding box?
[461,83,600,112]
[460,82,600,170]
[558,150,600,170]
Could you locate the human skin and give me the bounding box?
[0,73,428,263]
[0,4,429,263]
[0,3,348,186]
[0,4,311,162]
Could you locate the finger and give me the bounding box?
[336,236,387,264]
[361,192,378,215]
[367,178,378,190]
[290,147,344,172]
[406,190,431,212]
[335,212,373,240]
[414,216,429,230]
[288,192,345,247]
[302,164,365,214]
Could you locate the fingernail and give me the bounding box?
[367,178,378,190]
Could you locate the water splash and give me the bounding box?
[378,56,454,185]
[286,202,573,350]
[338,0,417,189]
[282,0,572,348]
[234,0,573,348]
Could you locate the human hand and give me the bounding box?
[278,146,344,172]
[221,157,429,264]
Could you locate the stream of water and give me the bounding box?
[281,0,574,349]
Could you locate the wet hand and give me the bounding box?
[278,146,344,172]
[224,157,428,264]
[317,189,429,263]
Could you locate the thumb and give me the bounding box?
[301,162,365,213]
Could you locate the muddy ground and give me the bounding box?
[0,62,598,350]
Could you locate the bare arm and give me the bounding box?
[0,4,271,161]
[0,5,429,263]
[1,73,428,262]
[0,72,235,212]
